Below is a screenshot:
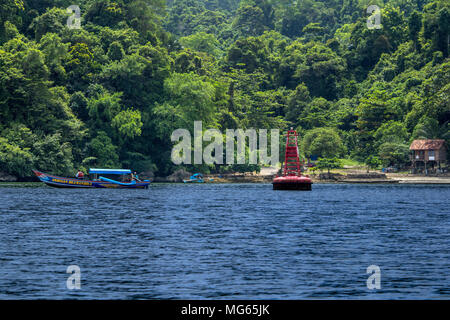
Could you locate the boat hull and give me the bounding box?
[33,170,150,189]
[183,179,204,183]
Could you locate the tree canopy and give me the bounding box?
[0,0,449,178]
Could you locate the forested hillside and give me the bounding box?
[0,0,449,179]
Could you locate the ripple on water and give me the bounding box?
[0,183,449,299]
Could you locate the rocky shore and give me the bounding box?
[386,173,450,184]
[0,171,18,182]
[148,169,450,184]
[204,172,400,184]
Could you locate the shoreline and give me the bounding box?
[2,170,450,185]
[200,171,450,184]
[206,177,450,184]
[3,178,450,186]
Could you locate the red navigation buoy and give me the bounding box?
[272,129,312,191]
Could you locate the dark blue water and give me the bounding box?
[0,183,448,299]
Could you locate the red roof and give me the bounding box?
[410,139,445,150]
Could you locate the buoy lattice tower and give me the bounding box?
[283,129,301,176]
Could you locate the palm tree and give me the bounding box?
[413,119,449,140]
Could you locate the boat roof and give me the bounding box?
[89,168,132,175]
[192,173,203,177]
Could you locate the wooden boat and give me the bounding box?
[183,173,204,183]
[33,168,150,189]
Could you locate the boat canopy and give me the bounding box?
[89,168,132,175]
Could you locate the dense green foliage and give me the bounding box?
[316,157,342,174]
[0,0,449,178]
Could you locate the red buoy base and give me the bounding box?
[272,176,312,191]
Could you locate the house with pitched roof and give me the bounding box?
[410,139,447,174]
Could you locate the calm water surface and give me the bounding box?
[0,183,448,299]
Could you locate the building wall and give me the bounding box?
[412,147,447,162]
[437,146,447,161]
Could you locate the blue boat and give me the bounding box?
[183,173,204,183]
[33,168,150,189]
